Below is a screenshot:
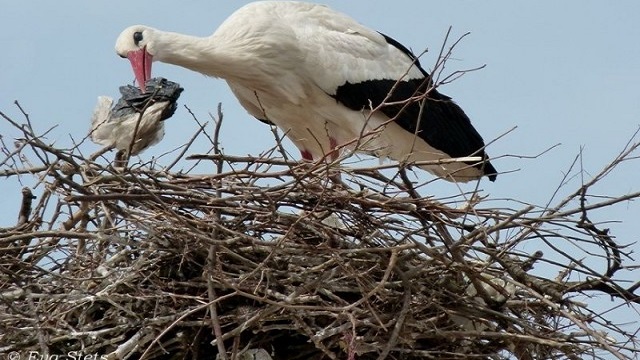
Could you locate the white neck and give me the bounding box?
[148,27,301,97]
[151,31,231,78]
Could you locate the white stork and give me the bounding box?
[115,1,497,182]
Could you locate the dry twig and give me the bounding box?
[1,105,639,359]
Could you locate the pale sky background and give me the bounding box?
[1,1,639,354]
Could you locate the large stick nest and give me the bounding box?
[1,105,639,359]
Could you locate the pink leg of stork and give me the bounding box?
[300,149,313,161]
[299,137,338,162]
[298,138,341,184]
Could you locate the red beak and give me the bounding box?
[127,47,153,92]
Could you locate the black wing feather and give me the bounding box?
[332,33,497,181]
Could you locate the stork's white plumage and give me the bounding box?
[115,1,497,182]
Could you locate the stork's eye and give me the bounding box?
[133,31,143,46]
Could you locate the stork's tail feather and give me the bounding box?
[421,92,498,182]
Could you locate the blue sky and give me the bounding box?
[2,0,639,351]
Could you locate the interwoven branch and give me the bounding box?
[0,106,639,360]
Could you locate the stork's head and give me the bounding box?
[116,25,157,92]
